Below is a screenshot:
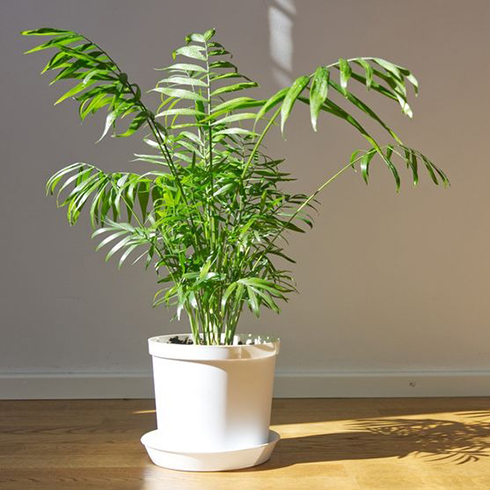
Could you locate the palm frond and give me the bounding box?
[24,28,448,344]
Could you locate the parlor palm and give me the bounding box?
[22,27,448,344]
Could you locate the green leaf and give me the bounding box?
[111,174,129,217]
[208,48,231,57]
[406,73,419,95]
[152,87,206,102]
[339,58,352,93]
[214,128,258,137]
[137,181,150,222]
[56,45,102,64]
[97,110,118,142]
[105,236,132,262]
[92,226,114,238]
[203,28,216,41]
[300,95,382,155]
[95,230,127,251]
[349,149,362,171]
[118,244,138,269]
[178,130,202,145]
[23,34,83,54]
[56,167,93,200]
[421,155,439,185]
[280,75,309,134]
[199,260,212,280]
[372,67,413,117]
[256,87,288,122]
[212,97,264,116]
[159,62,207,73]
[356,58,373,90]
[80,93,109,120]
[89,184,108,228]
[328,80,402,143]
[159,76,208,87]
[247,286,260,317]
[213,183,234,196]
[424,155,449,187]
[360,150,376,184]
[186,32,206,43]
[115,111,147,138]
[156,108,206,118]
[211,82,258,97]
[209,60,237,71]
[31,27,447,345]
[46,162,86,195]
[221,283,238,311]
[309,66,329,131]
[381,148,401,191]
[407,148,419,185]
[49,59,85,84]
[212,113,256,125]
[349,70,396,102]
[54,80,95,105]
[374,58,404,81]
[210,72,250,82]
[172,45,207,61]
[252,288,280,313]
[40,51,70,73]
[21,27,74,36]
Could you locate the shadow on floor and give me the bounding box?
[244,416,490,471]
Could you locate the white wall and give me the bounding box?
[1,0,489,398]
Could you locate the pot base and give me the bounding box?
[141,429,280,472]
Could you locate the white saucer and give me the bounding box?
[141,430,280,472]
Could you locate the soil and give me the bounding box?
[168,336,194,345]
[168,336,245,345]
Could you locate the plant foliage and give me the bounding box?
[22,27,449,344]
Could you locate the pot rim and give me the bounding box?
[148,333,280,361]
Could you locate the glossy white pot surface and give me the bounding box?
[149,334,280,453]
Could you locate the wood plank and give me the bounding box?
[0,398,489,489]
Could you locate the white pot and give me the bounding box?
[143,333,280,471]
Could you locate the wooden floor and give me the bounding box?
[1,398,490,489]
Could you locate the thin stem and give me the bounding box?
[250,149,382,272]
[145,116,205,254]
[186,306,201,345]
[83,34,204,256]
[241,107,281,179]
[239,57,372,181]
[204,40,216,248]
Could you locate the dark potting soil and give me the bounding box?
[168,336,245,345]
[168,336,194,345]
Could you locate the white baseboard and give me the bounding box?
[274,371,490,397]
[0,372,153,400]
[0,370,489,400]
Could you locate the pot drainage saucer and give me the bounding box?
[141,429,280,472]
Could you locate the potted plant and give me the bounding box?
[22,27,448,471]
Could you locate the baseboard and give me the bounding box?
[274,371,490,397]
[1,370,489,399]
[0,372,153,400]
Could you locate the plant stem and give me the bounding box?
[250,149,381,272]
[83,34,204,257]
[241,107,281,179]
